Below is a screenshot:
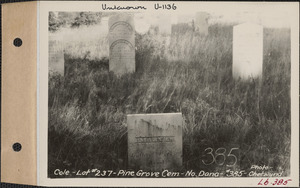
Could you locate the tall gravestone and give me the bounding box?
[49,35,64,75]
[108,13,135,76]
[195,12,209,35]
[233,23,263,80]
[127,113,183,171]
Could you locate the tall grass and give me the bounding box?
[48,23,290,177]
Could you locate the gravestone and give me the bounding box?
[49,35,64,75]
[233,23,263,80]
[108,13,135,76]
[127,113,183,171]
[195,12,209,35]
[158,15,171,35]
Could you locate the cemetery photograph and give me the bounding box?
[48,10,291,178]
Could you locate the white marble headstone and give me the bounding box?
[233,23,263,80]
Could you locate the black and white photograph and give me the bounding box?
[45,2,296,183]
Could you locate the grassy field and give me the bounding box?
[48,23,291,177]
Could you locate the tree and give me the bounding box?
[71,12,102,28]
[49,12,65,32]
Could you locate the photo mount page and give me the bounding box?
[38,1,299,187]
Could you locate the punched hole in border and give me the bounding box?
[13,142,22,152]
[13,38,22,47]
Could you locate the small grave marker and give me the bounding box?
[195,12,209,35]
[233,23,263,80]
[49,35,64,75]
[108,13,135,76]
[127,113,183,171]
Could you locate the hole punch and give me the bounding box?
[13,38,22,47]
[12,142,22,152]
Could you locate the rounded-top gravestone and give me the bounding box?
[108,13,135,76]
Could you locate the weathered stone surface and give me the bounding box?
[233,23,263,80]
[108,13,135,76]
[127,113,183,171]
[49,35,64,75]
[195,12,209,35]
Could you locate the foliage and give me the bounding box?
[49,12,66,32]
[49,12,103,32]
[71,12,102,28]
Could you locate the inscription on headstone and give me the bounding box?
[127,113,183,171]
[109,14,135,76]
[49,35,64,75]
[195,12,209,35]
[233,23,263,80]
